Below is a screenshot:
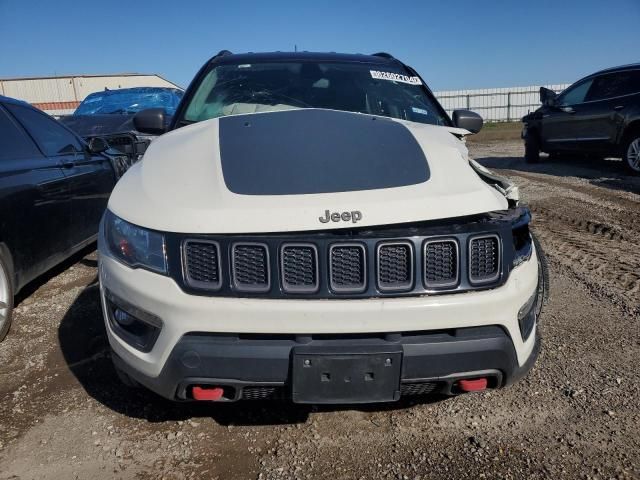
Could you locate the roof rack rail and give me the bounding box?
[371,52,395,60]
[207,50,233,65]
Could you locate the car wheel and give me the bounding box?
[624,134,640,174]
[0,253,14,342]
[532,233,550,318]
[524,135,540,163]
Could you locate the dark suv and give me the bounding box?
[522,64,640,173]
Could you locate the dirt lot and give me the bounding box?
[1,139,639,480]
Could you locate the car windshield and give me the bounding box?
[74,89,182,115]
[182,61,450,126]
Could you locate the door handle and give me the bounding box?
[613,105,625,111]
[60,158,76,168]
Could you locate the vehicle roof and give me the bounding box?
[591,63,640,76]
[84,86,183,97]
[209,51,401,66]
[0,95,33,107]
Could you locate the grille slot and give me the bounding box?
[400,382,439,396]
[424,239,459,288]
[183,240,221,290]
[377,242,413,291]
[232,243,270,292]
[241,386,285,400]
[280,244,319,293]
[329,244,367,293]
[469,235,501,284]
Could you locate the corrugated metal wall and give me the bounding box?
[434,84,570,122]
[0,74,182,116]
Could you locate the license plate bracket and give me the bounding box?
[291,348,402,404]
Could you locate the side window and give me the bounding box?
[558,79,593,105]
[0,106,42,161]
[5,103,83,156]
[586,71,640,101]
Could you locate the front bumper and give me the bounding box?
[111,325,540,402]
[99,241,541,402]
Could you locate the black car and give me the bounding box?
[522,64,640,173]
[59,87,183,163]
[0,95,121,341]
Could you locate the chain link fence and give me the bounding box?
[434,84,570,123]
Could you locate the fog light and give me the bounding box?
[105,290,162,352]
[114,308,136,327]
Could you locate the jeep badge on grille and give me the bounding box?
[319,210,362,224]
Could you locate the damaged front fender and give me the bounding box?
[468,158,519,206]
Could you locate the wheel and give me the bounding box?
[623,133,640,174]
[531,233,550,318]
[524,134,540,163]
[0,252,14,342]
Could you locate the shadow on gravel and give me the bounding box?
[58,283,447,426]
[475,154,640,195]
[78,257,98,268]
[14,244,97,307]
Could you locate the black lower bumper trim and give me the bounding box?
[111,325,540,403]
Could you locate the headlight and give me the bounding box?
[104,210,167,273]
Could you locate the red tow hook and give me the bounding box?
[192,386,225,401]
[457,378,488,392]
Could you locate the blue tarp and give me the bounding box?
[74,87,183,116]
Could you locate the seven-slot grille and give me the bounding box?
[280,244,319,293]
[424,239,459,288]
[183,240,221,290]
[329,244,367,293]
[377,242,413,291]
[469,235,501,284]
[232,243,270,292]
[181,234,503,296]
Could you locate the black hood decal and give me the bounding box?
[219,109,429,196]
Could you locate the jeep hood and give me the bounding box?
[109,109,508,233]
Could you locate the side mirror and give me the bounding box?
[87,136,109,153]
[133,108,167,135]
[539,87,557,106]
[452,110,483,134]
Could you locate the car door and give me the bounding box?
[540,78,593,153]
[63,144,117,244]
[4,103,114,249]
[0,103,72,288]
[567,71,638,153]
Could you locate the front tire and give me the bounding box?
[623,134,640,174]
[532,233,550,317]
[0,252,14,342]
[524,134,541,163]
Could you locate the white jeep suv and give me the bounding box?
[98,51,546,404]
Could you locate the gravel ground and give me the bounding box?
[0,141,638,480]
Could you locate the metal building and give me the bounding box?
[0,73,182,116]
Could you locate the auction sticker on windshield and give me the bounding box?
[370,70,422,85]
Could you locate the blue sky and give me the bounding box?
[1,0,638,91]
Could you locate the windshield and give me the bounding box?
[74,89,182,115]
[182,61,449,126]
